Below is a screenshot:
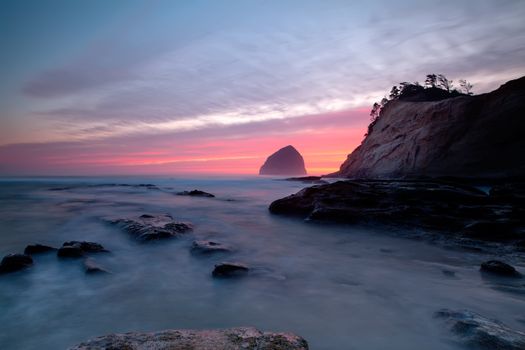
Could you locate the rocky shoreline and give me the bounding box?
[269,179,525,252]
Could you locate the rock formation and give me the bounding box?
[69,327,309,350]
[434,309,525,350]
[334,76,525,179]
[259,145,307,176]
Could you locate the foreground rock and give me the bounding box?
[84,258,110,274]
[110,214,193,242]
[259,145,307,176]
[480,260,522,278]
[24,244,57,255]
[177,190,215,198]
[269,180,524,244]
[212,262,249,278]
[57,241,108,258]
[435,309,525,350]
[191,240,232,255]
[69,327,308,350]
[0,254,33,274]
[333,76,525,179]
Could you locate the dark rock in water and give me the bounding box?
[84,258,110,274]
[63,241,108,253]
[0,254,33,274]
[269,179,525,245]
[68,327,309,350]
[285,176,328,184]
[480,260,522,277]
[434,309,525,350]
[191,240,232,254]
[57,246,84,258]
[110,213,193,242]
[333,76,525,179]
[24,244,57,255]
[58,241,108,258]
[259,145,307,176]
[177,189,215,198]
[212,262,249,278]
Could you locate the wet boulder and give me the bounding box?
[0,254,33,274]
[177,190,215,198]
[57,241,108,258]
[212,262,249,278]
[69,327,309,350]
[110,213,193,242]
[435,309,525,350]
[24,244,57,255]
[191,240,232,255]
[84,258,110,274]
[480,260,522,277]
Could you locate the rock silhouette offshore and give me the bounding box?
[259,145,307,176]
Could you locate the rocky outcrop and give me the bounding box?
[480,260,522,278]
[191,240,232,255]
[434,309,525,350]
[109,214,193,242]
[259,145,307,176]
[24,244,57,255]
[177,189,215,198]
[0,254,33,274]
[69,327,308,350]
[212,262,249,278]
[84,258,110,274]
[57,241,108,258]
[285,176,328,184]
[335,76,525,179]
[269,180,525,244]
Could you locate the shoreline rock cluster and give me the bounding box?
[269,179,525,249]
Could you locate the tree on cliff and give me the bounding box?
[459,79,474,95]
[367,74,473,136]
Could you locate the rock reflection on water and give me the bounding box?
[0,176,524,350]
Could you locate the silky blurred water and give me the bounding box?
[0,176,524,350]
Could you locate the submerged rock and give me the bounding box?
[0,254,33,274]
[212,262,249,278]
[480,260,522,278]
[259,145,307,176]
[84,258,110,274]
[24,244,57,255]
[285,176,328,184]
[110,213,193,242]
[177,189,215,198]
[57,241,108,258]
[191,240,232,254]
[435,309,525,350]
[69,327,309,350]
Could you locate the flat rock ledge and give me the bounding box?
[435,309,525,350]
[269,180,525,245]
[68,327,308,350]
[109,214,193,242]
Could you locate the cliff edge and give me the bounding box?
[335,76,525,179]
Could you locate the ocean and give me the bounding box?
[0,176,523,349]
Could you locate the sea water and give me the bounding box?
[0,176,523,350]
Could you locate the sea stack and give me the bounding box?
[259,145,307,176]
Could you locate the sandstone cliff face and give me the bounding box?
[259,145,307,175]
[336,76,525,179]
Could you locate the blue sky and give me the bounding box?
[0,0,524,174]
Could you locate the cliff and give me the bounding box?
[335,76,525,179]
[259,145,307,175]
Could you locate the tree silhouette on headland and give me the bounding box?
[366,74,474,136]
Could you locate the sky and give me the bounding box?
[0,0,524,176]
